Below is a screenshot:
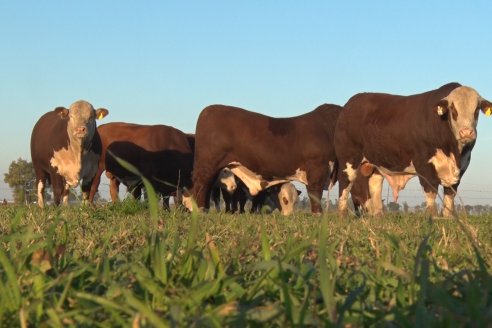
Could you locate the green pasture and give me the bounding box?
[0,200,491,327]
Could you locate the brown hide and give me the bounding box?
[30,101,108,207]
[335,82,489,217]
[88,122,193,204]
[190,103,341,214]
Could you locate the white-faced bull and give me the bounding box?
[334,83,491,217]
[31,100,108,207]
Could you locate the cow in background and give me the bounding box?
[185,103,341,215]
[31,100,109,207]
[88,122,194,207]
[335,83,491,217]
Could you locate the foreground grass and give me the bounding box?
[0,202,491,327]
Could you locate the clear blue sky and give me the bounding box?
[1,1,491,206]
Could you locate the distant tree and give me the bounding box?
[3,158,35,204]
[298,196,310,210]
[402,201,409,213]
[387,202,400,212]
[473,204,484,215]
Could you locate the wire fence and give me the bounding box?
[1,179,491,208]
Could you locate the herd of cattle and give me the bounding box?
[30,82,492,217]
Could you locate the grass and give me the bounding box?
[0,200,491,327]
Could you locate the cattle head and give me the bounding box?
[434,86,492,147]
[216,168,237,194]
[278,183,300,216]
[55,100,109,147]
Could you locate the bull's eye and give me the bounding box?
[450,105,458,120]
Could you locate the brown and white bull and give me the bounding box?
[185,103,341,214]
[334,83,491,217]
[30,100,108,207]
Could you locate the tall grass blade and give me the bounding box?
[318,215,336,323]
[0,248,21,311]
[109,151,159,222]
[123,290,168,328]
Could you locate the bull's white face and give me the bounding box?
[436,86,490,148]
[50,101,108,187]
[67,100,98,142]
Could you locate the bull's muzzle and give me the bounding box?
[459,128,476,143]
[74,126,87,138]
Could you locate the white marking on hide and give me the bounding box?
[376,162,417,176]
[343,163,357,182]
[287,168,308,185]
[227,162,290,196]
[368,173,384,216]
[338,184,352,213]
[182,193,193,211]
[37,180,45,208]
[428,149,459,187]
[50,146,82,187]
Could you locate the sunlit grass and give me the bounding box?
[0,201,491,326]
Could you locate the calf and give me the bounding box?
[30,100,108,207]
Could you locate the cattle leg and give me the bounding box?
[36,178,46,208]
[442,186,457,217]
[51,173,65,206]
[423,190,438,217]
[62,184,70,205]
[210,186,222,212]
[88,167,104,203]
[338,162,359,217]
[81,180,93,205]
[415,166,441,217]
[306,185,323,215]
[192,170,217,210]
[367,172,384,217]
[109,176,120,202]
[222,189,233,213]
[236,188,247,213]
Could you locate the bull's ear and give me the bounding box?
[433,99,449,116]
[54,107,69,119]
[95,108,109,120]
[480,99,492,116]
